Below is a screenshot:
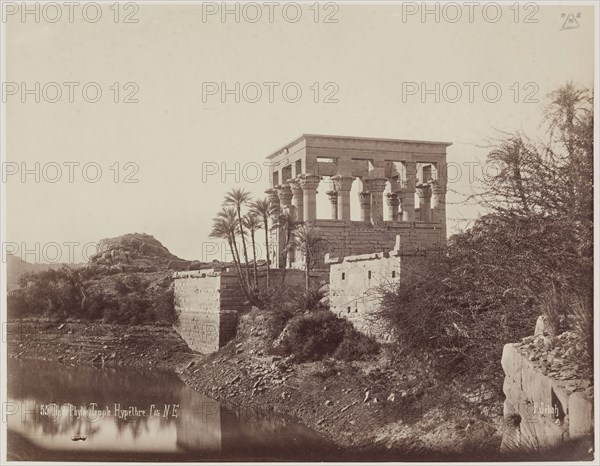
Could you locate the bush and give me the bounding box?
[7,291,30,319]
[378,214,593,402]
[263,283,327,338]
[9,268,176,325]
[275,310,379,362]
[334,326,380,361]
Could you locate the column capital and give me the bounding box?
[275,184,292,194]
[275,184,293,205]
[265,187,280,205]
[287,178,303,195]
[358,191,371,206]
[431,179,447,195]
[415,183,432,199]
[297,174,320,191]
[362,177,387,193]
[331,175,354,191]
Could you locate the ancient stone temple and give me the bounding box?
[265,134,452,268]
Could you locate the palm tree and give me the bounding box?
[290,224,328,292]
[249,197,278,293]
[223,189,252,284]
[242,212,261,291]
[211,208,251,301]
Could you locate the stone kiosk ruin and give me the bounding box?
[174,134,452,354]
[265,134,452,267]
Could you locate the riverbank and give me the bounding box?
[7,316,505,459]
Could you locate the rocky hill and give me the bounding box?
[7,233,212,324]
[89,233,203,272]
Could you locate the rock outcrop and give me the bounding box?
[89,233,189,271]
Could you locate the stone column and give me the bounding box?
[401,162,417,222]
[265,188,280,211]
[287,178,303,222]
[431,180,447,239]
[326,190,338,219]
[275,184,293,210]
[358,192,371,224]
[298,174,320,223]
[386,192,400,222]
[331,175,354,221]
[416,183,432,222]
[395,190,404,219]
[363,178,387,226]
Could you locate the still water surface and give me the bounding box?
[7,360,339,461]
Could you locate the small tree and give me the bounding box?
[290,224,327,293]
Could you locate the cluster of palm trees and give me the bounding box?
[209,188,328,304]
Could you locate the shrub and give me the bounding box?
[263,283,328,338]
[334,326,380,361]
[378,214,594,402]
[84,290,117,320]
[7,290,30,319]
[569,293,593,372]
[276,310,379,363]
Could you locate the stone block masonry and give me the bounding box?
[501,336,594,450]
[173,269,245,354]
[313,219,442,268]
[173,268,318,354]
[265,134,452,268]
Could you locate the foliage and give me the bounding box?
[275,309,379,363]
[379,83,594,398]
[8,267,176,325]
[263,282,327,337]
[289,223,328,293]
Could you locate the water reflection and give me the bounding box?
[7,360,337,461]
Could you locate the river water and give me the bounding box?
[6,360,339,461]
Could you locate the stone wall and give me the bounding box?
[305,220,442,269]
[173,270,230,354]
[327,236,428,342]
[173,268,319,354]
[173,269,249,354]
[501,331,594,451]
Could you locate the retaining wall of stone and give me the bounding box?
[501,341,594,450]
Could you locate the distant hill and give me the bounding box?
[89,233,204,271]
[6,233,213,293]
[7,233,212,323]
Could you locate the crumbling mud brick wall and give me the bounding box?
[327,236,429,342]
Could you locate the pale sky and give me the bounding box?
[3,2,596,263]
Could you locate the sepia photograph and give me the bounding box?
[0,1,598,463]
